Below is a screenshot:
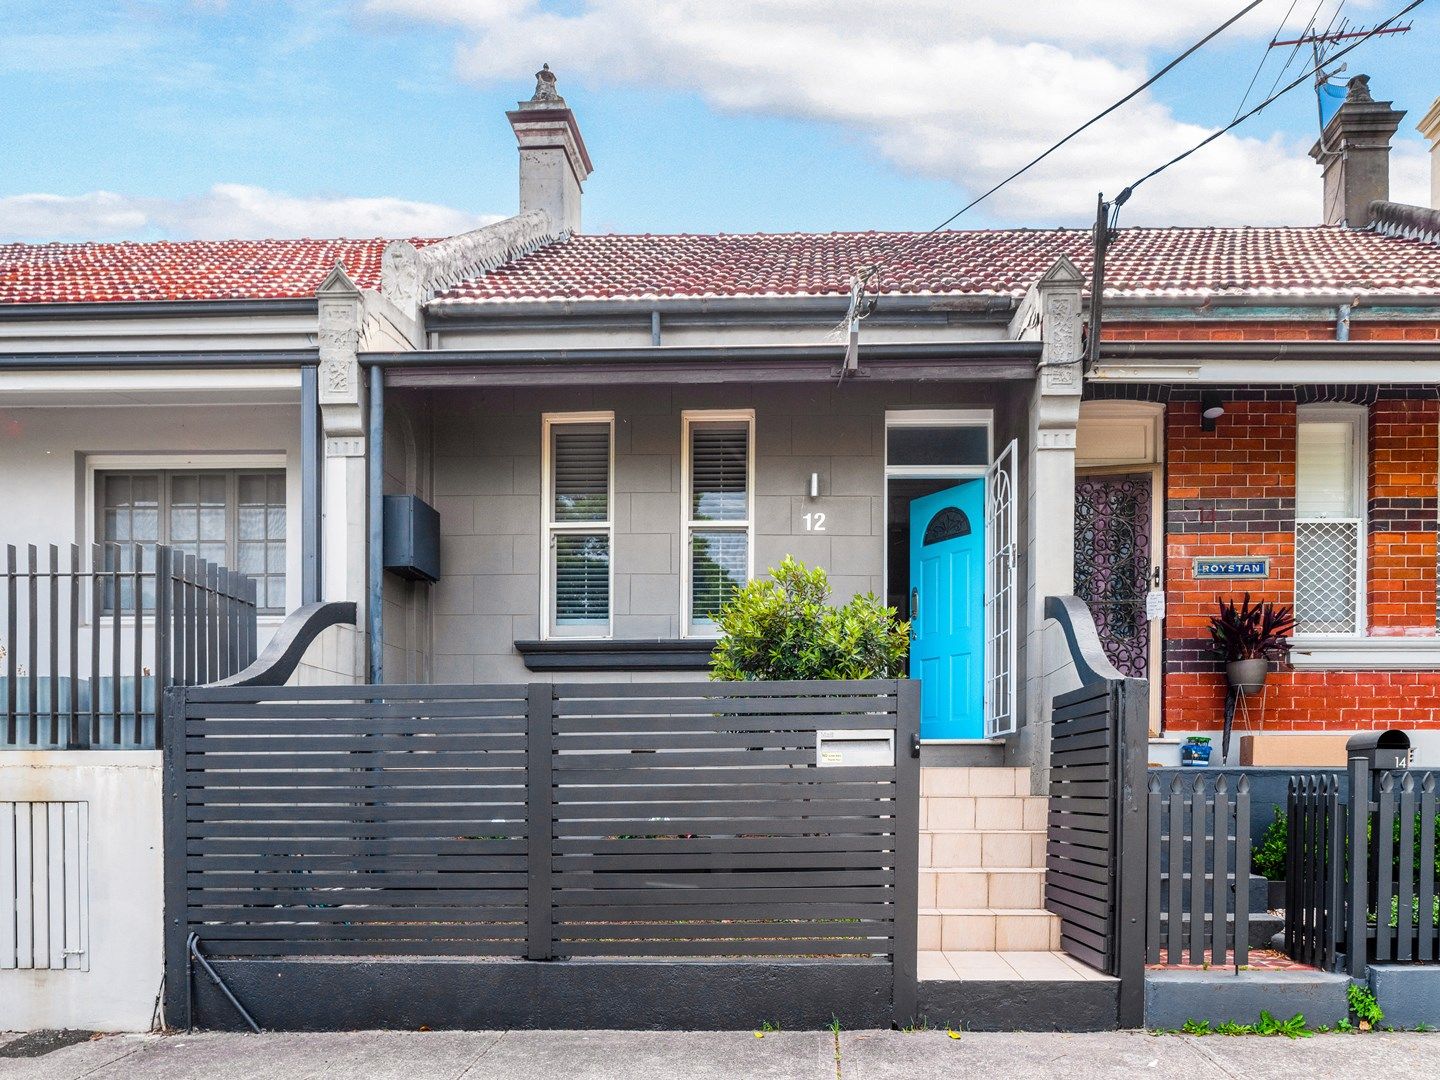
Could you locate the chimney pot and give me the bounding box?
[507,64,593,234]
[1309,73,1405,227]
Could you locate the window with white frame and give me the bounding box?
[683,411,754,636]
[1294,407,1366,635]
[543,414,613,638]
[97,470,287,613]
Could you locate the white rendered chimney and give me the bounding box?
[507,64,593,235]
[1419,95,1440,209]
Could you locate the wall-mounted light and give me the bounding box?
[1200,390,1225,432]
[808,472,821,499]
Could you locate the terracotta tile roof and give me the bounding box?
[3,224,1439,308]
[428,226,1440,305]
[0,238,418,305]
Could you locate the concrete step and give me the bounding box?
[1155,910,1285,950]
[921,766,1030,798]
[920,829,1047,869]
[921,794,1048,831]
[919,907,1062,952]
[918,949,1111,983]
[919,867,1045,910]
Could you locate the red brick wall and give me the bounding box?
[1368,399,1439,635]
[1159,390,1440,734]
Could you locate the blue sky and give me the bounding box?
[1,0,1436,240]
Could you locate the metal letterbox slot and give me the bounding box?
[816,729,894,768]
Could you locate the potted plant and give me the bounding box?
[1209,594,1295,696]
[1180,735,1212,767]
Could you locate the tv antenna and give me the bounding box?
[1268,13,1412,135]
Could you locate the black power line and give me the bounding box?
[921,0,1266,233]
[1113,0,1426,207]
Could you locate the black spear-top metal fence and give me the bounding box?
[1,542,256,749]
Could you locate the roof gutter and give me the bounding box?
[361,340,1042,367]
[0,298,319,321]
[361,340,1042,388]
[424,294,1021,321]
[1099,340,1440,361]
[0,349,319,370]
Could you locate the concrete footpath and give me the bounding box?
[0,1029,1437,1080]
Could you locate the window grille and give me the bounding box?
[1294,519,1362,635]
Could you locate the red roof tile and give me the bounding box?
[429,226,1440,304]
[3,225,1439,308]
[0,238,415,306]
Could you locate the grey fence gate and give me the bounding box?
[1285,762,1440,974]
[1145,773,1251,967]
[164,678,919,1030]
[1043,596,1148,1029]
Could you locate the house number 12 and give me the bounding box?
[803,512,827,532]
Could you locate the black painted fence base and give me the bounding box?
[184,957,894,1032]
[916,980,1121,1032]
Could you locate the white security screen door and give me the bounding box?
[984,440,1018,737]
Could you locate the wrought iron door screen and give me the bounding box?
[1074,474,1152,679]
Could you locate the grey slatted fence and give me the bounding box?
[164,678,920,1024]
[1145,773,1250,967]
[546,681,912,962]
[1,543,255,749]
[1044,678,1147,997]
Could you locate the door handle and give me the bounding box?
[910,587,919,632]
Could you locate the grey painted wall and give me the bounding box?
[401,381,1028,684]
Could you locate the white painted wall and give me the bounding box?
[0,751,162,1031]
[0,393,304,660]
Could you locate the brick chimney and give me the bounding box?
[1309,75,1405,226]
[1419,94,1440,209]
[507,64,593,234]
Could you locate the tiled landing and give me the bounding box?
[918,949,1114,982]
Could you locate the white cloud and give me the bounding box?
[364,0,1396,225]
[0,184,499,242]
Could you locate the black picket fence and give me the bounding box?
[1146,773,1252,967]
[1285,741,1440,975]
[2,543,256,748]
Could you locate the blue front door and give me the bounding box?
[909,482,985,740]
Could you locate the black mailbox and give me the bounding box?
[1345,729,1411,770]
[383,495,441,583]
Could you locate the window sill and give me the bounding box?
[515,639,714,672]
[1288,636,1440,670]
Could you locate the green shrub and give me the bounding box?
[709,557,910,681]
[1251,808,1288,881]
